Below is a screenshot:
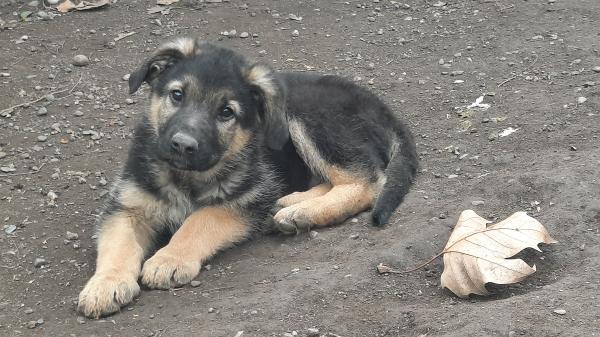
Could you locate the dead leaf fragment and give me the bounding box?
[377,263,399,274]
[440,210,556,298]
[57,0,110,13]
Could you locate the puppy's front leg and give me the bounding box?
[141,207,249,289]
[78,212,153,318]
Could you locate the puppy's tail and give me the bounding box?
[371,125,418,226]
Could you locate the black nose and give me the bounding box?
[171,132,198,155]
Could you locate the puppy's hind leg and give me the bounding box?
[274,172,378,234]
[274,183,332,212]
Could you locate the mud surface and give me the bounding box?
[0,0,599,336]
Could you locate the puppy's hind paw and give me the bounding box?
[273,205,313,235]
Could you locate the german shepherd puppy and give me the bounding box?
[77,37,417,318]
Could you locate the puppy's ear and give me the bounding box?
[246,64,289,150]
[128,38,199,94]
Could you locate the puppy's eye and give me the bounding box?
[170,89,184,103]
[218,107,235,122]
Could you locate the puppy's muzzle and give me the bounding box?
[170,132,199,156]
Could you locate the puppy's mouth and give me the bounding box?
[160,153,220,172]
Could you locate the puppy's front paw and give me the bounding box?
[273,205,314,235]
[141,249,200,289]
[78,272,140,318]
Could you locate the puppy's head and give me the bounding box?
[129,37,288,172]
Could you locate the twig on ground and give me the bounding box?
[0,76,81,115]
[497,75,518,88]
[114,31,137,41]
[377,252,443,274]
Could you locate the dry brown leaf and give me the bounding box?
[57,0,110,13]
[440,210,556,298]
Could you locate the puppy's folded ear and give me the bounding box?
[128,38,200,94]
[246,64,289,150]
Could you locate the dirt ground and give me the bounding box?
[1,0,599,336]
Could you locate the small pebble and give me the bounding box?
[553,309,566,315]
[66,231,79,240]
[577,97,587,104]
[24,308,34,314]
[307,328,320,336]
[239,32,249,38]
[37,135,48,142]
[593,66,600,73]
[36,107,48,116]
[34,258,47,268]
[122,74,130,81]
[74,110,84,116]
[72,55,90,67]
[471,200,485,206]
[208,307,216,313]
[125,98,135,105]
[36,11,50,21]
[5,224,17,234]
[190,280,201,287]
[309,230,319,239]
[291,29,299,37]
